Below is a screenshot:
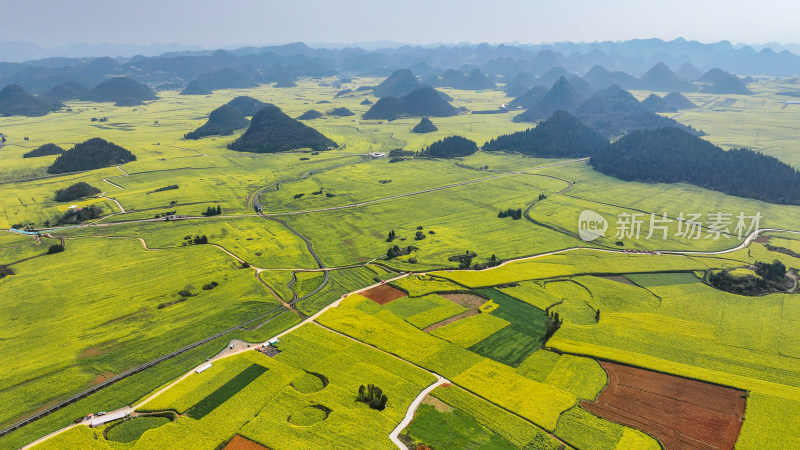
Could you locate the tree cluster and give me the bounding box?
[47,138,136,174]
[47,244,65,254]
[420,135,478,158]
[590,127,800,205]
[23,143,65,158]
[708,261,789,296]
[448,250,477,268]
[148,184,179,194]
[202,206,222,216]
[497,208,523,220]
[544,311,563,342]
[357,384,388,411]
[0,265,14,278]
[386,245,417,259]
[55,182,101,202]
[56,205,103,224]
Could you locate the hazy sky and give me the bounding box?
[2,0,799,47]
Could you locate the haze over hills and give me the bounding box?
[82,77,157,104]
[2,38,798,96]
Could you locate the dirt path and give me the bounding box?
[100,195,126,213]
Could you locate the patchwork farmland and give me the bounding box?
[0,44,798,450]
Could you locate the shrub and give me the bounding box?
[47,244,65,254]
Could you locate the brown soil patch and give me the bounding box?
[440,293,485,309]
[90,371,116,386]
[78,340,118,359]
[582,361,746,450]
[422,395,453,413]
[423,310,478,332]
[361,284,406,304]
[595,275,636,286]
[79,346,106,359]
[753,235,771,244]
[225,435,270,450]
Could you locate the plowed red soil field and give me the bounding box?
[582,361,746,450]
[225,435,269,450]
[360,284,406,304]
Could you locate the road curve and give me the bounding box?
[389,376,449,449]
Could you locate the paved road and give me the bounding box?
[389,376,449,449]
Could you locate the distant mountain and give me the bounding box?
[696,68,734,84]
[663,92,697,109]
[508,85,548,109]
[428,68,495,90]
[47,137,136,174]
[373,69,420,98]
[274,78,297,88]
[23,143,65,158]
[420,135,477,158]
[179,80,212,95]
[537,66,572,89]
[184,104,249,140]
[326,107,355,116]
[568,76,595,97]
[362,86,458,120]
[676,62,702,81]
[297,110,323,120]
[225,96,269,116]
[697,69,752,95]
[179,79,213,96]
[0,84,62,116]
[503,72,537,97]
[591,127,800,205]
[360,98,373,105]
[199,68,257,90]
[484,110,608,157]
[513,77,584,122]
[583,65,614,90]
[411,117,437,133]
[641,93,672,112]
[228,104,337,153]
[637,62,693,92]
[83,77,156,104]
[43,81,88,101]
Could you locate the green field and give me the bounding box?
[404,403,517,449]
